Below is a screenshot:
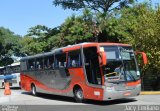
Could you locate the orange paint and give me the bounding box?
[126,80,141,86]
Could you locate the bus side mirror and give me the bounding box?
[136,52,148,65]
[98,52,107,66]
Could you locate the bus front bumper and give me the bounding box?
[103,84,141,100]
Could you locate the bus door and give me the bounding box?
[0,68,5,88]
[53,52,71,90]
[83,47,102,85]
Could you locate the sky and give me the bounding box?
[0,0,159,36]
[0,0,78,36]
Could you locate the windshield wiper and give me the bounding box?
[119,47,133,53]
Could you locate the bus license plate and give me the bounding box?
[124,92,131,96]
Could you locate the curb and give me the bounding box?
[140,91,160,95]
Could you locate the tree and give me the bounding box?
[116,3,160,71]
[20,25,60,55]
[27,25,51,38]
[53,0,135,42]
[0,27,22,66]
[53,0,135,14]
[52,10,99,46]
[104,2,160,90]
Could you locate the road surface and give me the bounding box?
[0,88,160,111]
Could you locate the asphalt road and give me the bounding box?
[0,88,160,111]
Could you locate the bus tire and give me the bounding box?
[74,87,84,103]
[19,82,21,87]
[31,84,37,96]
[2,82,4,89]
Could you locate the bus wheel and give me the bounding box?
[74,87,84,103]
[19,82,21,87]
[2,82,4,89]
[31,85,37,96]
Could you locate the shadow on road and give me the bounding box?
[22,92,76,103]
[85,98,137,106]
[21,91,137,105]
[0,87,21,90]
[10,87,21,90]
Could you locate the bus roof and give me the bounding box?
[4,62,20,68]
[10,62,20,66]
[20,42,131,61]
[20,51,55,61]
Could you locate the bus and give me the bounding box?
[0,67,5,88]
[1,62,21,88]
[20,42,147,102]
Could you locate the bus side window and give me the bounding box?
[28,59,35,70]
[21,61,27,71]
[44,55,54,69]
[55,53,66,68]
[44,57,48,69]
[48,55,54,69]
[36,58,43,70]
[68,50,81,68]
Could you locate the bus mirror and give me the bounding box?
[136,52,148,65]
[142,52,148,65]
[99,52,107,66]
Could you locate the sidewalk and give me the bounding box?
[0,88,4,97]
[140,91,160,95]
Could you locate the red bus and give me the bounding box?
[20,42,147,102]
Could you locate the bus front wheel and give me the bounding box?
[31,84,37,96]
[74,87,84,103]
[2,82,4,89]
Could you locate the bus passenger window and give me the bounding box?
[31,66,34,69]
[36,58,43,70]
[44,57,49,69]
[21,61,27,71]
[64,62,67,67]
[28,59,35,70]
[44,55,54,69]
[55,53,66,68]
[68,50,81,68]
[48,55,54,69]
[71,60,76,67]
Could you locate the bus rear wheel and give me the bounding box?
[74,87,84,103]
[31,84,37,96]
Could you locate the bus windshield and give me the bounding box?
[101,46,140,82]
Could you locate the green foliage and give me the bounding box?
[53,0,135,13]
[54,10,96,46]
[53,0,135,41]
[0,27,22,66]
[105,2,160,77]
[20,25,60,55]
